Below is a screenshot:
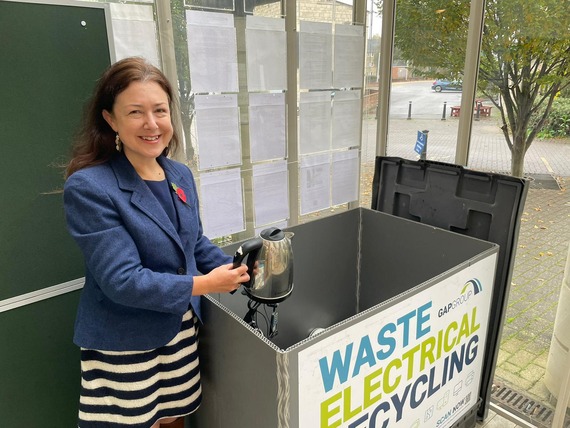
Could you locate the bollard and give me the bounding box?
[475,102,481,121]
[407,101,412,120]
[420,129,429,160]
[442,101,447,120]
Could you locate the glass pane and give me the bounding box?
[361,1,469,209]
[387,0,466,162]
[299,0,332,23]
[247,0,284,16]
[477,2,570,426]
[184,0,236,12]
[363,2,570,427]
[297,0,363,222]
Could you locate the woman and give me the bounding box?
[64,57,249,427]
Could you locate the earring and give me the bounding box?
[115,133,122,152]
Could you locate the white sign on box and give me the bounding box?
[298,254,496,428]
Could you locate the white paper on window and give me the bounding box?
[333,24,365,89]
[194,94,241,170]
[246,16,287,91]
[109,3,159,67]
[186,10,239,93]
[332,90,362,150]
[299,21,333,90]
[252,160,289,226]
[299,91,332,155]
[199,168,245,238]
[249,93,287,163]
[300,153,331,215]
[332,149,359,206]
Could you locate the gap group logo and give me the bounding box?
[461,278,483,295]
[438,278,483,318]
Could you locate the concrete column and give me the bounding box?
[374,0,395,157]
[545,242,570,413]
[155,0,184,162]
[455,0,486,166]
[285,0,299,226]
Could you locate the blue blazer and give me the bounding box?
[64,154,231,351]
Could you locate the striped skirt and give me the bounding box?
[78,309,201,427]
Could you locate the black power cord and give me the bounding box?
[243,299,279,338]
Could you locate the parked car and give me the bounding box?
[431,79,462,92]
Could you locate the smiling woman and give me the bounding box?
[101,80,174,180]
[63,57,250,428]
[65,57,181,179]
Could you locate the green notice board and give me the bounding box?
[0,291,82,425]
[0,1,111,425]
[0,1,111,300]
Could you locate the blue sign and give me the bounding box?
[414,131,427,155]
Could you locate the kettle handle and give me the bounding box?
[231,237,263,290]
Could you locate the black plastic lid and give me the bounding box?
[371,156,529,419]
[260,227,285,241]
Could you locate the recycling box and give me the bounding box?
[192,208,499,428]
[371,157,528,420]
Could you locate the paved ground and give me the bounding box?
[360,115,570,427]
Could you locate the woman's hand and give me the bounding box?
[192,263,250,295]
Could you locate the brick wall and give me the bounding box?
[254,0,353,25]
[362,89,378,115]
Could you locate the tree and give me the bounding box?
[387,0,570,177]
[170,0,196,165]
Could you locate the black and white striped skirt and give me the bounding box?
[78,309,201,427]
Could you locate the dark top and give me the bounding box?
[145,179,180,231]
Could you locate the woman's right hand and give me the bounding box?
[192,263,250,295]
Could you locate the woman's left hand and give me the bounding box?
[192,263,250,295]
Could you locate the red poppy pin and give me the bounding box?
[171,183,188,204]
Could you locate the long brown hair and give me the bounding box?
[65,57,180,178]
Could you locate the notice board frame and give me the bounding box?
[0,0,113,425]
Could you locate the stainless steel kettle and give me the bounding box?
[232,227,294,303]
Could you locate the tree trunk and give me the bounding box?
[181,112,195,162]
[510,137,526,178]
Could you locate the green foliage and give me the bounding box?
[532,98,570,138]
[386,0,570,176]
[392,0,469,79]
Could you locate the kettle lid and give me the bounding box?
[260,227,285,241]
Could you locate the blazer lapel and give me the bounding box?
[158,157,195,247]
[110,154,183,248]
